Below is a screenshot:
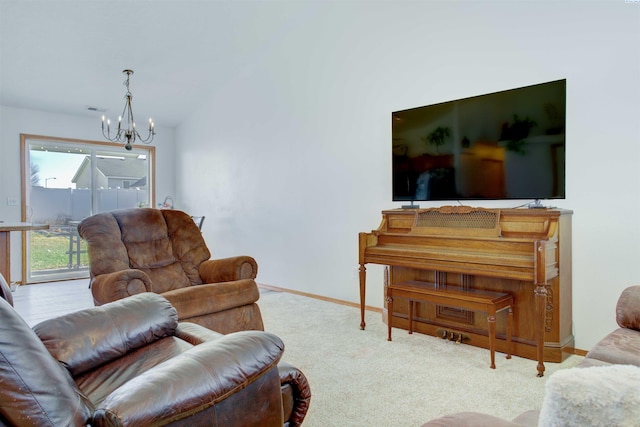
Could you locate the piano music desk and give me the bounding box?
[386,280,513,369]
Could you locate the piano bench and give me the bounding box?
[386,280,514,369]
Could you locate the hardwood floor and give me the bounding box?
[10,280,369,328]
[10,280,281,327]
[12,279,93,327]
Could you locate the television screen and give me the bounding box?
[392,79,566,203]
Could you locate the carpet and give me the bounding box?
[258,290,583,427]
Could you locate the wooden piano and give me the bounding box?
[358,206,573,376]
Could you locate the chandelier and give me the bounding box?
[101,69,155,151]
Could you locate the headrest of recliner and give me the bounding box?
[35,292,179,377]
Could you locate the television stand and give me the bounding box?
[528,199,547,209]
[401,201,420,209]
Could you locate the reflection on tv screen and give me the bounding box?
[392,79,566,202]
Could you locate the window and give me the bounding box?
[20,134,155,283]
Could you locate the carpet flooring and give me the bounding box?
[258,290,583,427]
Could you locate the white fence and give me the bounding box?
[30,187,148,224]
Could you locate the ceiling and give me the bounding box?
[0,0,318,128]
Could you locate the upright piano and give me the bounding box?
[358,206,573,376]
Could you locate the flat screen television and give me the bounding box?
[392,79,566,204]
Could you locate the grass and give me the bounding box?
[31,229,88,271]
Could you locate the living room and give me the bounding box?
[0,0,639,424]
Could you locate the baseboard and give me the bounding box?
[567,347,589,357]
[257,283,382,313]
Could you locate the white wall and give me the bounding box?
[175,1,640,352]
[0,106,176,280]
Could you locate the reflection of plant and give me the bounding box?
[421,126,450,153]
[500,115,537,155]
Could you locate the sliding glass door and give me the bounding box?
[21,135,155,283]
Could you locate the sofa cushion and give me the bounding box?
[616,285,640,330]
[0,298,92,426]
[583,327,640,366]
[538,364,640,427]
[163,209,211,284]
[75,335,195,407]
[511,410,539,426]
[113,208,191,292]
[77,211,131,275]
[577,357,612,368]
[34,293,178,377]
[421,412,528,426]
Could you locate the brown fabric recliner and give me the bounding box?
[78,208,263,334]
[0,292,290,426]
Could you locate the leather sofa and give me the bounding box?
[0,292,310,426]
[78,208,263,334]
[578,284,640,368]
[422,285,640,426]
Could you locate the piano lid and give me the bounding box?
[374,206,568,241]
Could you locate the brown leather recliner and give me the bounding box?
[78,208,263,334]
[0,292,312,426]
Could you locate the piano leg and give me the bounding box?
[387,294,393,341]
[408,300,414,334]
[359,264,367,330]
[534,284,548,377]
[488,311,496,369]
[506,307,513,360]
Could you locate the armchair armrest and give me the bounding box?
[617,285,640,330]
[199,256,258,282]
[90,269,152,305]
[278,362,312,427]
[92,331,285,427]
[175,321,224,344]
